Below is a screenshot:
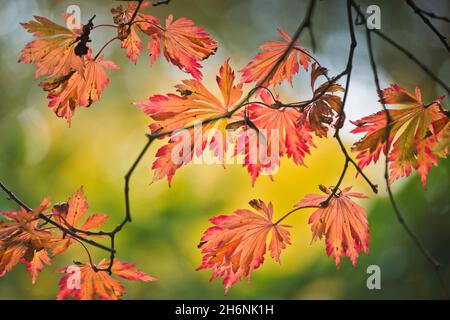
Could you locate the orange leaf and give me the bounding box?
[39,55,119,124]
[235,90,315,185]
[197,199,291,293]
[299,63,344,137]
[111,1,161,64]
[51,187,108,257]
[0,198,54,283]
[146,15,218,80]
[57,259,157,300]
[239,29,311,87]
[26,249,51,284]
[351,84,449,187]
[18,15,83,78]
[295,185,369,268]
[136,59,242,185]
[111,3,217,79]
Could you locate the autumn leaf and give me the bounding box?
[0,198,54,283]
[295,185,369,268]
[39,55,119,124]
[136,59,242,185]
[26,249,51,284]
[111,1,161,64]
[146,15,218,80]
[57,259,157,300]
[351,84,449,187]
[197,199,291,293]
[235,90,315,185]
[111,2,217,79]
[51,187,108,257]
[298,63,344,137]
[239,28,312,87]
[18,15,83,79]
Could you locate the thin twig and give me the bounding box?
[358,0,450,299]
[350,2,450,96]
[0,181,114,253]
[321,0,378,207]
[274,205,320,225]
[94,36,120,60]
[406,0,450,52]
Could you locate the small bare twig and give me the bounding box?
[353,0,450,299]
[406,0,450,52]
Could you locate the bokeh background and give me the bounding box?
[0,0,449,299]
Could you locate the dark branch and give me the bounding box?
[406,0,450,52]
[351,2,450,96]
[0,181,114,254]
[358,0,450,299]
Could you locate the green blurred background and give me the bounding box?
[0,0,449,299]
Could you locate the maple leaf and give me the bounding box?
[351,84,449,187]
[26,249,51,285]
[146,14,218,80]
[39,55,119,124]
[111,3,217,79]
[236,90,315,185]
[111,1,161,64]
[298,63,344,137]
[239,28,312,87]
[295,185,369,268]
[51,187,108,257]
[18,15,84,78]
[197,199,291,293]
[57,259,157,300]
[137,59,242,185]
[0,198,54,283]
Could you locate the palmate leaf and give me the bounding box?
[39,55,119,124]
[57,259,157,300]
[112,1,218,79]
[236,90,315,185]
[197,199,290,293]
[351,84,449,187]
[0,198,55,283]
[296,185,370,268]
[239,28,311,87]
[299,63,344,137]
[111,1,161,64]
[19,14,119,124]
[147,15,218,80]
[51,187,108,257]
[18,15,83,79]
[136,59,243,185]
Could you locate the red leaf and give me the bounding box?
[239,29,311,87]
[111,3,217,79]
[351,84,449,187]
[236,90,315,184]
[299,63,344,137]
[197,199,291,293]
[111,1,161,64]
[18,15,83,78]
[26,249,51,284]
[295,185,370,268]
[51,187,108,257]
[39,55,119,124]
[0,198,54,283]
[136,59,242,185]
[57,259,157,300]
[146,15,218,80]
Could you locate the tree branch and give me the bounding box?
[406,0,450,52]
[354,0,450,299]
[0,181,114,254]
